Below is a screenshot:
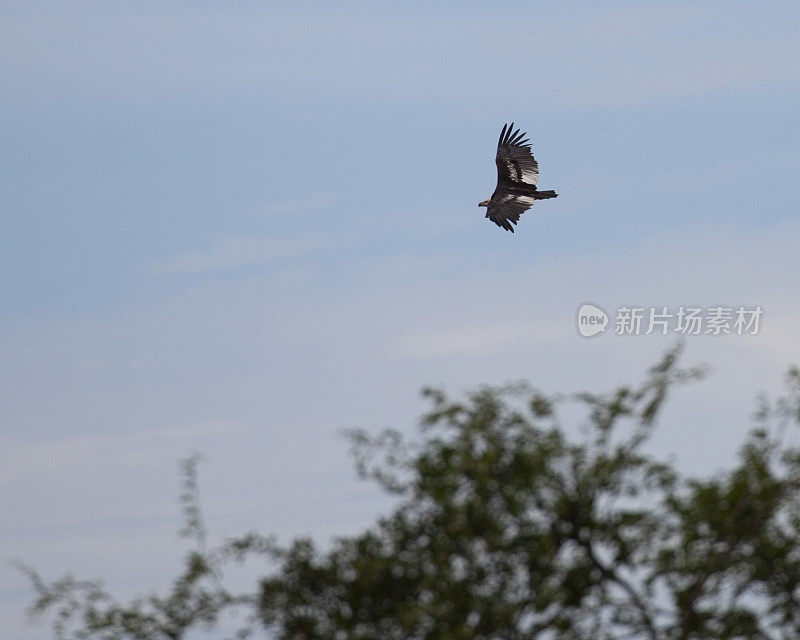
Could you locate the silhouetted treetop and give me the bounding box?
[23,346,800,640]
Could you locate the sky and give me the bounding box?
[1,2,799,638]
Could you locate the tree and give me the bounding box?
[22,345,800,639]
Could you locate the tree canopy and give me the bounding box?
[23,346,800,639]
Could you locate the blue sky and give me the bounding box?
[2,2,799,638]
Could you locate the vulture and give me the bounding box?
[479,123,558,232]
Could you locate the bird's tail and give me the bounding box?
[533,190,558,200]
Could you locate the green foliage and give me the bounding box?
[22,345,800,639]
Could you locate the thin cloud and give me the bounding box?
[263,193,338,216]
[0,422,236,487]
[151,234,336,274]
[3,4,797,113]
[391,322,570,360]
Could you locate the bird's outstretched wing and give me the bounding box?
[485,192,536,232]
[495,122,538,188]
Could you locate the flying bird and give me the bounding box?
[479,123,558,232]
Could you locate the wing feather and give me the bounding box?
[495,122,539,188]
[498,123,508,147]
[485,193,536,233]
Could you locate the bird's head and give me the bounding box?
[478,198,490,207]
